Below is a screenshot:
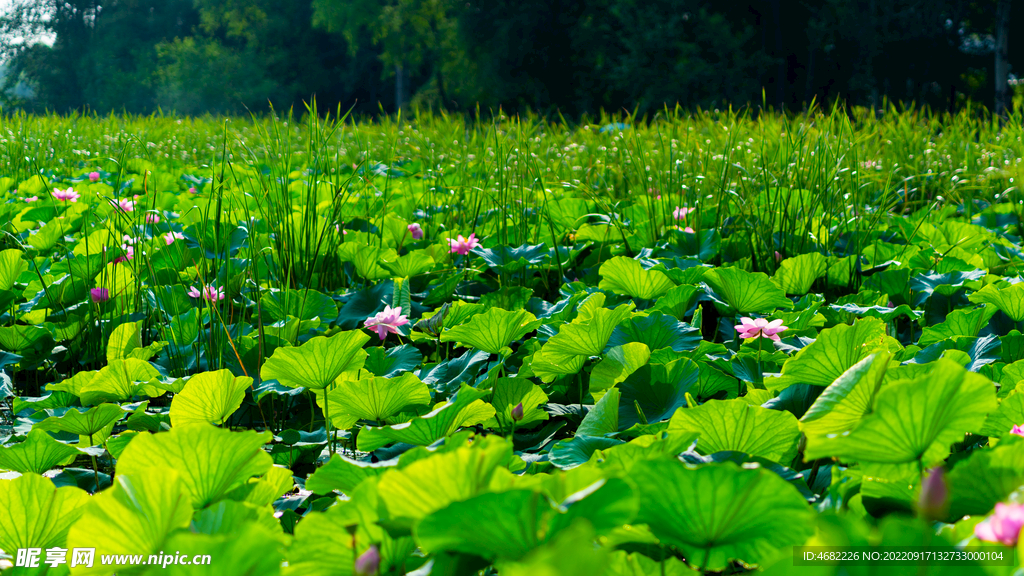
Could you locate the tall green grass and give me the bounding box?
[1,103,1021,387]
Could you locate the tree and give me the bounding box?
[994,0,1011,115]
[312,0,462,111]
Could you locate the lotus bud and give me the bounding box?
[918,467,949,521]
[354,545,380,576]
[511,402,524,422]
[90,288,110,303]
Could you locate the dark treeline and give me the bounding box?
[0,0,1017,117]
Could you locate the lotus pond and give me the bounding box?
[3,107,1024,574]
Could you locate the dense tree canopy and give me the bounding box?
[0,0,1016,116]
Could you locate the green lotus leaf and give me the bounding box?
[594,432,698,476]
[260,288,338,323]
[474,244,550,271]
[260,330,370,390]
[376,435,511,525]
[357,384,494,451]
[828,302,921,323]
[492,377,550,430]
[381,249,435,277]
[26,218,66,251]
[306,453,394,494]
[66,467,193,575]
[346,243,398,281]
[703,267,793,314]
[107,321,146,362]
[800,352,891,439]
[285,479,412,576]
[229,465,292,507]
[909,269,986,307]
[669,399,800,465]
[439,307,541,354]
[979,385,1024,437]
[631,459,814,571]
[549,435,624,470]
[590,343,650,390]
[0,249,27,293]
[579,387,621,437]
[0,473,89,556]
[364,344,422,378]
[607,311,701,353]
[494,521,608,576]
[650,284,702,320]
[169,369,253,427]
[34,403,126,438]
[766,317,888,392]
[0,324,53,352]
[283,506,359,576]
[692,362,740,401]
[532,295,634,382]
[77,358,163,405]
[116,424,273,508]
[416,479,636,560]
[804,359,997,466]
[481,286,535,310]
[945,438,1024,520]
[552,294,635,356]
[772,253,827,295]
[549,389,624,469]
[440,300,487,329]
[918,305,997,346]
[318,372,431,429]
[0,428,81,474]
[190,498,281,537]
[599,256,676,300]
[969,282,1024,322]
[156,521,284,576]
[106,430,140,459]
[618,356,700,428]
[604,550,692,576]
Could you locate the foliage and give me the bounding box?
[0,105,1023,573]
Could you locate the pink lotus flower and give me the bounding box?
[188,285,225,302]
[774,251,783,263]
[1011,425,1024,438]
[364,305,409,340]
[24,196,37,202]
[116,198,135,212]
[673,206,695,221]
[975,503,1024,546]
[408,223,424,240]
[118,245,135,262]
[145,213,160,224]
[164,231,184,245]
[682,226,694,233]
[53,187,79,202]
[88,171,101,182]
[90,288,109,303]
[736,317,788,342]
[188,187,197,194]
[448,233,480,255]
